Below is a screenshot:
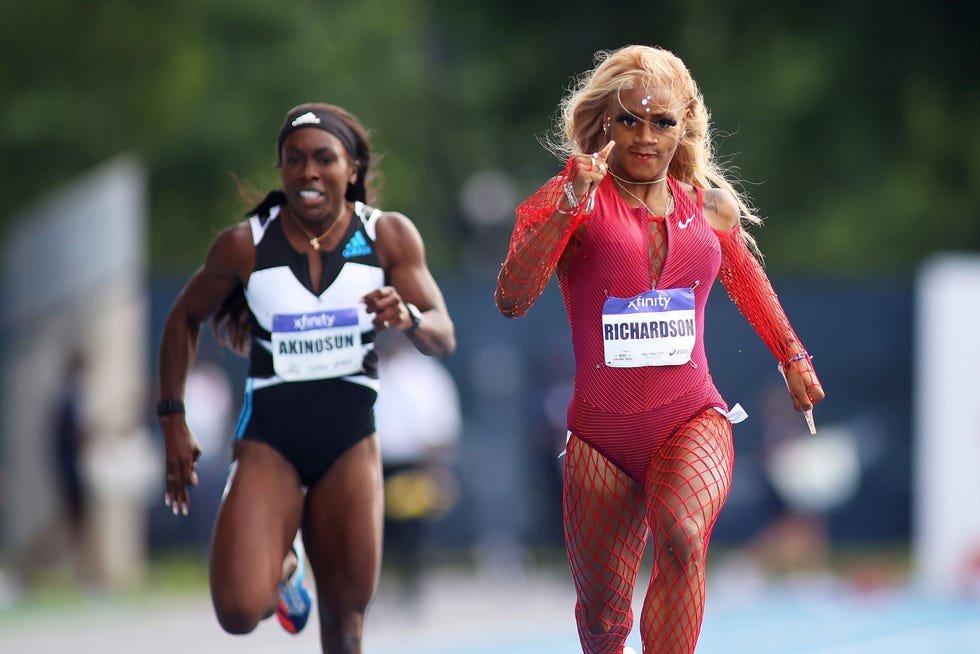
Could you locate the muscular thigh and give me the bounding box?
[563,434,647,556]
[564,434,643,508]
[644,409,734,531]
[211,440,305,590]
[303,434,384,607]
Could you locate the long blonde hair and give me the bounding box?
[549,45,762,251]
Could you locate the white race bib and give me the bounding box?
[602,288,696,367]
[271,309,363,381]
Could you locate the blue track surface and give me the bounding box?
[2,573,979,653]
[377,584,980,654]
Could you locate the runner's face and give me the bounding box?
[606,84,685,182]
[279,127,355,222]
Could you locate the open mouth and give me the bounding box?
[298,190,324,201]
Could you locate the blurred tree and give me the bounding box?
[0,0,976,276]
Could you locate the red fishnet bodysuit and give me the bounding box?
[497,158,817,654]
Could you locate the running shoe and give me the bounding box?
[276,533,312,634]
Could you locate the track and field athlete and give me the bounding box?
[158,102,455,653]
[495,45,824,654]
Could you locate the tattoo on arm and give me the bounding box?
[703,189,721,216]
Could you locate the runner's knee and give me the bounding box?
[576,600,633,649]
[661,515,705,570]
[212,590,266,635]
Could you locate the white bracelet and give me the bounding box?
[563,181,582,209]
[563,181,597,215]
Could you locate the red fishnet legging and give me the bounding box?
[498,165,817,653]
[563,409,734,654]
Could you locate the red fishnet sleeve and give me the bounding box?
[717,225,820,388]
[496,158,586,318]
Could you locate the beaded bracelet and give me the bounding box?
[786,351,811,364]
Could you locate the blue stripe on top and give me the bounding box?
[234,378,254,441]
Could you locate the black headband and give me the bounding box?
[277,108,358,159]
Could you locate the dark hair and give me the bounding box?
[211,103,381,356]
[211,286,251,356]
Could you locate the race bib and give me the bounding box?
[271,309,363,381]
[602,288,696,367]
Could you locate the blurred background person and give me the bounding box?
[374,331,462,607]
[14,350,103,592]
[48,351,99,588]
[182,360,235,551]
[747,382,833,577]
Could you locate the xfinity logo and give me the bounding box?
[292,312,335,331]
[627,294,671,311]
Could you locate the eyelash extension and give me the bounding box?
[615,112,678,129]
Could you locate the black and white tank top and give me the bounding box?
[244,201,385,391]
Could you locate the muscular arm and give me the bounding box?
[158,222,253,513]
[159,223,253,400]
[370,212,456,358]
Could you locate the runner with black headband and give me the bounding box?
[157,102,455,653]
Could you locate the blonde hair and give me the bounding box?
[549,45,762,250]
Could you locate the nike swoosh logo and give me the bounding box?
[678,215,695,229]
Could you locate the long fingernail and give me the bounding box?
[165,493,171,507]
[804,410,816,435]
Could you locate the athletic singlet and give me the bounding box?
[244,201,385,390]
[559,176,728,483]
[234,200,385,486]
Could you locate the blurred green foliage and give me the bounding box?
[1,0,977,276]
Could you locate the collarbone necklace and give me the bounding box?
[610,171,674,218]
[288,204,346,251]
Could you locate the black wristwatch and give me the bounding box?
[156,399,186,416]
[403,302,423,333]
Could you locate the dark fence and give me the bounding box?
[148,272,913,555]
